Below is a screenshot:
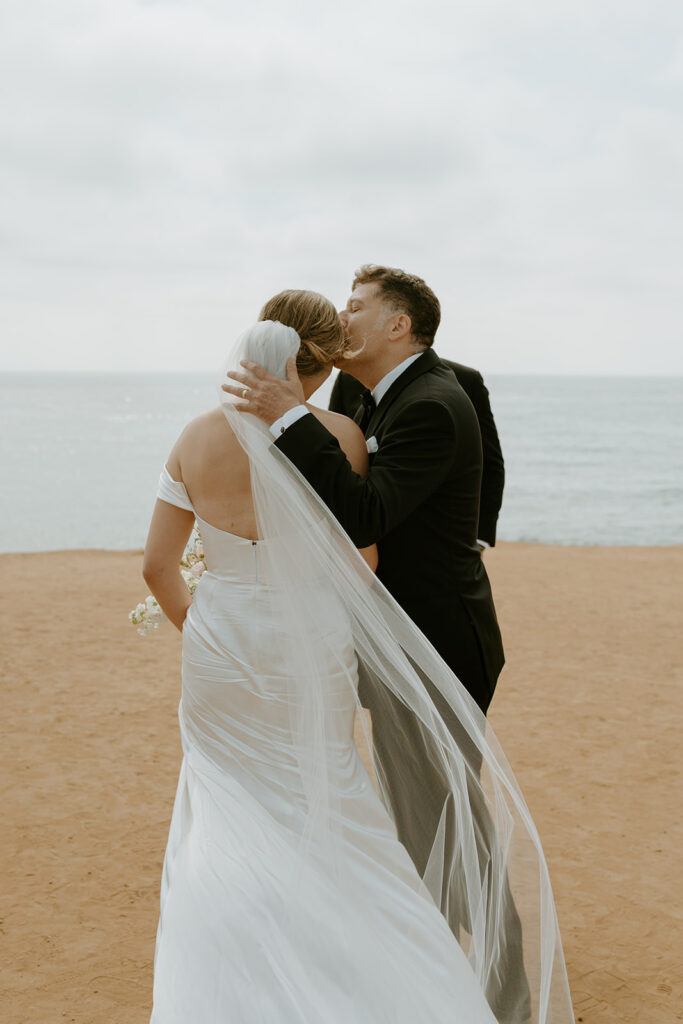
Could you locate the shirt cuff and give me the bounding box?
[477,539,490,550]
[269,405,309,438]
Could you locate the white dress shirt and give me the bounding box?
[269,402,310,437]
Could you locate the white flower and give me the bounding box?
[129,527,202,636]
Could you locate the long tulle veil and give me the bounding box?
[218,322,574,1024]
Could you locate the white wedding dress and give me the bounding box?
[149,322,574,1024]
[150,469,496,1023]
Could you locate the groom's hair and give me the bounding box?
[352,265,440,347]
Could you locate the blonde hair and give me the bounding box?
[258,290,349,377]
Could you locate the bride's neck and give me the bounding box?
[301,368,331,401]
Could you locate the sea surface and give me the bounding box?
[1,372,682,552]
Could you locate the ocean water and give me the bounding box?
[1,372,681,553]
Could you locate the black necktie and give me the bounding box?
[354,390,376,434]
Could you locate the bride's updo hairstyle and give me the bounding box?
[258,290,349,377]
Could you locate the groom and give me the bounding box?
[225,265,529,1023]
[226,264,504,714]
[328,361,505,552]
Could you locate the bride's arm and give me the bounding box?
[358,543,379,572]
[331,420,379,572]
[143,500,195,631]
[310,409,378,572]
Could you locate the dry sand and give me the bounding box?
[1,544,681,1024]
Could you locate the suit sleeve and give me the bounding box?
[275,401,457,548]
[466,372,505,546]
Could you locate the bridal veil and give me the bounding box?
[214,321,574,1024]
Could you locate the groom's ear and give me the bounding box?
[389,313,412,342]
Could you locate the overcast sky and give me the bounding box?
[2,0,682,374]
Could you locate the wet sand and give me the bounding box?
[1,544,681,1023]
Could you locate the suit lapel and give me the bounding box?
[365,349,441,438]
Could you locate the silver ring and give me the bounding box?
[242,388,248,399]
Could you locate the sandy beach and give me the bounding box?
[1,543,681,1024]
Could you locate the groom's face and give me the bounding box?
[338,283,393,367]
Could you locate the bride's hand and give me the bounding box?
[222,357,305,426]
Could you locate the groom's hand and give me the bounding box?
[222,357,305,426]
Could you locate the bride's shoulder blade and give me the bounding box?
[167,407,242,480]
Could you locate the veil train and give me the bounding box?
[215,322,574,1024]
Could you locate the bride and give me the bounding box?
[142,290,574,1023]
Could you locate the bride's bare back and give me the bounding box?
[166,404,371,542]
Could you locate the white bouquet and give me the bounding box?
[129,527,206,636]
[129,594,164,636]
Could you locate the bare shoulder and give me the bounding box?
[167,407,233,475]
[309,407,364,449]
[190,406,228,431]
[309,407,369,475]
[175,407,229,443]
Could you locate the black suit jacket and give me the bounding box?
[276,349,504,709]
[329,359,504,546]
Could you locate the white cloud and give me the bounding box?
[1,0,682,373]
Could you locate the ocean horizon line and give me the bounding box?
[2,369,682,381]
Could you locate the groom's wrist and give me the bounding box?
[269,404,309,438]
